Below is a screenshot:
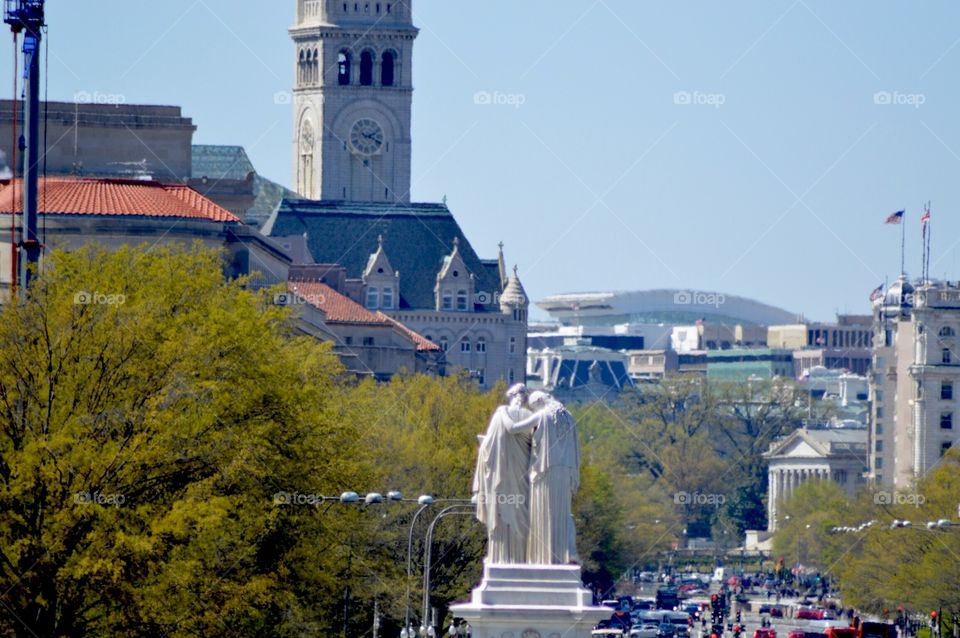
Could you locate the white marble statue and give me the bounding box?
[472,383,533,563]
[508,390,581,565]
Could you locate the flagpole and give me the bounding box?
[901,210,906,277]
[922,204,927,282]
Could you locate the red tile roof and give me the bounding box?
[287,280,391,325]
[378,313,442,352]
[0,177,240,223]
[287,281,440,352]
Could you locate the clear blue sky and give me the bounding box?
[4,1,960,321]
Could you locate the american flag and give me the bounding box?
[869,284,884,302]
[885,210,905,224]
[921,208,931,225]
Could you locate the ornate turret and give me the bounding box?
[499,265,528,321]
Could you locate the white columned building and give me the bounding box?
[764,427,868,531]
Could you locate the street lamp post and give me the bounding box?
[421,504,477,637]
[403,495,435,638]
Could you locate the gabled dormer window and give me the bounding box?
[366,287,378,310]
[456,289,468,311]
[382,287,394,310]
[442,290,453,311]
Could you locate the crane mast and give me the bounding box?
[4,0,45,292]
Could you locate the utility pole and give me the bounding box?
[4,1,45,292]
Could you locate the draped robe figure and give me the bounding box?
[509,393,581,564]
[473,398,532,564]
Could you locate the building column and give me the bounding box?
[768,468,778,531]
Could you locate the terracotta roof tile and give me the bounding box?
[0,177,240,222]
[287,280,391,325]
[378,313,442,352]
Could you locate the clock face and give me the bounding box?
[349,118,384,155]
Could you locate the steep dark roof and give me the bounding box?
[266,199,501,311]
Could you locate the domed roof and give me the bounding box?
[882,276,915,308]
[500,265,528,308]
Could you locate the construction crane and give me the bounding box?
[4,0,45,293]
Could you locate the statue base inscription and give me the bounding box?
[450,564,609,638]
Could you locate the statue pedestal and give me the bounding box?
[450,564,610,638]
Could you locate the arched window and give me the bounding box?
[312,48,319,84]
[338,50,351,85]
[456,289,468,311]
[442,290,453,311]
[305,50,313,83]
[944,348,952,365]
[382,287,394,310]
[941,326,956,338]
[299,50,306,84]
[366,286,378,310]
[381,50,395,86]
[439,336,449,352]
[476,337,487,353]
[359,50,374,85]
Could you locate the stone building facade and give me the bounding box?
[764,427,868,531]
[869,277,960,489]
[271,0,528,386]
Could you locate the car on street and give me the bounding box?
[657,623,676,638]
[795,607,820,620]
[753,629,777,638]
[593,629,626,638]
[630,624,661,638]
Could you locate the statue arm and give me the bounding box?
[505,408,544,433]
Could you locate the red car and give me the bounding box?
[754,629,777,638]
[795,608,819,620]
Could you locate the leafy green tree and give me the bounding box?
[0,245,375,637]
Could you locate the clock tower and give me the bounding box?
[291,0,417,202]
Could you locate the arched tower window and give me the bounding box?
[360,50,374,86]
[381,50,395,87]
[305,50,314,83]
[338,50,351,85]
[312,48,319,84]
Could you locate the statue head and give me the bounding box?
[528,390,552,410]
[505,383,527,401]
